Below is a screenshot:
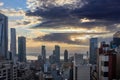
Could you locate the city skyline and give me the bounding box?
[0,0,120,60]
[1,1,120,80]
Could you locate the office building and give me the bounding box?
[41,45,46,63]
[10,28,16,64]
[89,38,98,64]
[49,54,56,64]
[0,13,8,59]
[44,62,50,73]
[54,45,60,64]
[18,36,26,62]
[64,50,68,62]
[98,42,120,80]
[113,31,120,47]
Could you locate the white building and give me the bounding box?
[73,53,90,80]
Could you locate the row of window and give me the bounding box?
[101,61,109,66]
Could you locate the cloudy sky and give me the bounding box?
[0,0,120,60]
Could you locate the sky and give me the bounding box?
[0,0,120,60]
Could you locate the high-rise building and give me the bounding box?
[49,54,56,64]
[0,13,8,59]
[18,36,26,62]
[41,45,46,62]
[89,38,98,64]
[98,42,120,80]
[55,45,60,64]
[64,50,68,62]
[113,31,120,47]
[10,28,16,63]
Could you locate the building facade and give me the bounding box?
[73,53,90,80]
[10,28,16,64]
[0,61,17,80]
[113,31,120,47]
[89,38,98,64]
[18,36,26,62]
[0,13,8,59]
[41,45,46,63]
[64,50,68,62]
[98,42,120,80]
[54,45,60,64]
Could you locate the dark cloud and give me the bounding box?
[72,0,120,20]
[32,19,117,31]
[27,7,70,19]
[26,0,120,31]
[34,33,81,45]
[26,0,120,20]
[33,32,110,45]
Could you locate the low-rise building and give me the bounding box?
[0,61,17,80]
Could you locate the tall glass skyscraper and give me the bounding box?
[64,50,68,62]
[0,13,8,59]
[89,38,98,64]
[10,28,16,63]
[41,45,46,62]
[18,36,26,62]
[55,45,60,64]
[113,31,120,47]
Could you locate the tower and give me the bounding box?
[0,13,8,59]
[55,45,60,64]
[64,50,68,62]
[41,45,46,62]
[18,36,26,62]
[113,31,120,47]
[89,38,98,64]
[10,28,16,63]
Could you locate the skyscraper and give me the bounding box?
[113,31,120,47]
[89,38,98,64]
[18,36,26,62]
[0,13,8,59]
[55,45,60,64]
[10,28,16,63]
[64,50,68,62]
[41,45,46,62]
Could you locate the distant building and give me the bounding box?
[0,13,8,59]
[49,54,56,64]
[73,53,90,80]
[54,45,60,64]
[113,31,120,47]
[64,50,68,62]
[41,45,46,63]
[18,36,26,62]
[44,74,53,80]
[89,38,98,64]
[44,62,50,73]
[62,62,73,80]
[10,28,16,64]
